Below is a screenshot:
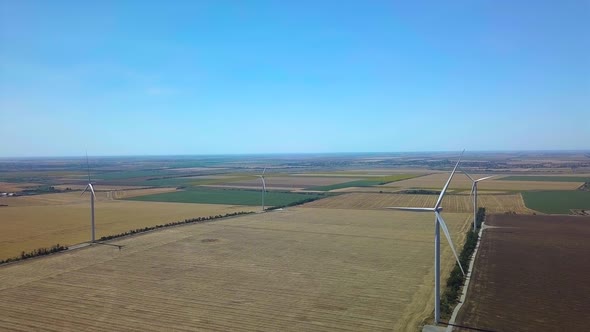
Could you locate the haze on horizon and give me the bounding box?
[1,1,589,157]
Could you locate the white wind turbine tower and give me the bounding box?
[81,154,96,243]
[258,167,267,212]
[462,168,494,232]
[386,151,465,324]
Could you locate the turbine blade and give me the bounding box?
[262,167,266,175]
[385,207,435,212]
[469,183,475,201]
[475,175,495,182]
[436,211,465,275]
[81,185,89,196]
[261,178,267,192]
[434,150,464,209]
[88,183,96,198]
[86,151,91,183]
[460,166,475,182]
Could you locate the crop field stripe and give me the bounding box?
[303,193,534,214]
[499,176,590,182]
[522,191,590,214]
[125,188,324,207]
[307,174,420,191]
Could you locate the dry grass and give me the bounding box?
[0,200,255,260]
[381,173,582,190]
[0,208,470,331]
[303,193,534,214]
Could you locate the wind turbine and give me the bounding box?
[258,167,267,212]
[462,169,495,232]
[81,153,96,243]
[386,151,465,324]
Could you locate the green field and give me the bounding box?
[522,191,590,214]
[308,174,419,191]
[126,188,325,207]
[501,176,589,182]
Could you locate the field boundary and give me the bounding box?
[446,221,486,331]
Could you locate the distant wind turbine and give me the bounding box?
[258,167,267,212]
[386,150,465,324]
[81,153,96,243]
[462,168,495,232]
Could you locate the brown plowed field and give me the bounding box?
[455,214,590,331]
[303,193,534,214]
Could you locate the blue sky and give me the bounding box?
[1,0,588,156]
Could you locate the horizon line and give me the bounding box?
[1,149,589,159]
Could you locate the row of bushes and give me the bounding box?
[440,207,485,317]
[98,211,253,241]
[0,244,68,265]
[265,195,325,211]
[398,189,441,195]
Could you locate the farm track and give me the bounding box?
[0,208,470,331]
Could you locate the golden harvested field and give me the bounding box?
[0,208,470,331]
[303,193,534,214]
[381,173,582,190]
[0,198,255,260]
[0,189,178,207]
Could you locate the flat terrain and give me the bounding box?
[455,214,590,331]
[0,194,255,260]
[381,173,582,191]
[0,208,470,331]
[303,193,534,214]
[217,176,363,189]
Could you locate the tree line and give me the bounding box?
[98,211,253,241]
[441,207,485,318]
[0,244,68,265]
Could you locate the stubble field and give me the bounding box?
[303,193,534,214]
[0,192,255,260]
[0,208,470,331]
